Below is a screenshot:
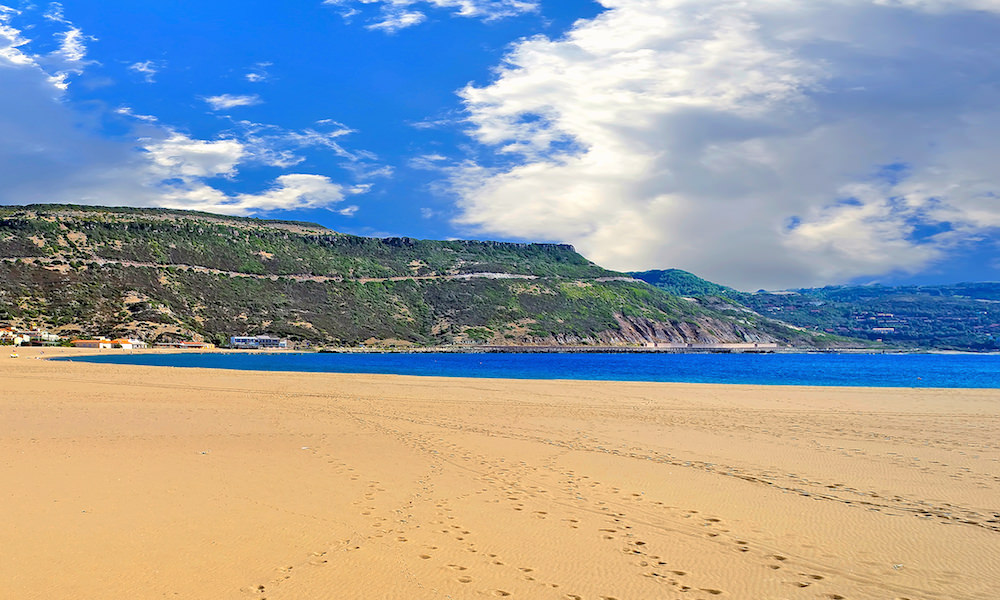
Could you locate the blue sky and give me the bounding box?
[1,0,999,290]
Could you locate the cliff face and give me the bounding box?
[0,205,837,347]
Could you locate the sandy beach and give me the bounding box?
[1,347,998,599]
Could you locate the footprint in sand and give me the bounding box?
[457,576,472,583]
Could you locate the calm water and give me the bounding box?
[59,351,1000,388]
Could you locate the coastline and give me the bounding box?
[2,346,998,599]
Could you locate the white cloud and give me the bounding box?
[55,27,87,64]
[143,133,245,179]
[245,61,271,82]
[115,105,158,122]
[204,93,262,111]
[0,6,368,218]
[7,3,93,90]
[324,0,538,31]
[452,0,1000,289]
[129,60,158,83]
[0,6,33,67]
[410,153,449,170]
[227,119,374,170]
[166,174,348,215]
[368,8,426,32]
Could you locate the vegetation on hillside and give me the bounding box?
[630,269,741,298]
[0,204,612,279]
[631,269,1000,351]
[0,205,836,347]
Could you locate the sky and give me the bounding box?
[1,0,1000,290]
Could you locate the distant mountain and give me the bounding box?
[631,269,1000,351]
[0,205,841,348]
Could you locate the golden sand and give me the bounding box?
[1,346,998,599]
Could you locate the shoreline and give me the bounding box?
[37,345,1000,391]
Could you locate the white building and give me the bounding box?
[230,335,288,349]
[71,339,113,349]
[109,338,148,350]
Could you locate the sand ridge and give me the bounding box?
[1,347,998,599]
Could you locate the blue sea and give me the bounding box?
[59,351,1000,389]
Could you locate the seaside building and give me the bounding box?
[71,339,113,349]
[0,328,29,346]
[153,341,216,349]
[229,334,288,349]
[109,338,148,350]
[5,329,62,345]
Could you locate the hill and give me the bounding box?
[630,269,741,298]
[0,205,841,348]
[631,269,1000,351]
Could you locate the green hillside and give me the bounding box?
[743,284,1000,350]
[630,269,741,298]
[0,205,839,348]
[631,267,1000,351]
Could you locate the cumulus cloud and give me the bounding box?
[453,0,1000,289]
[324,0,538,32]
[159,174,348,215]
[0,7,369,217]
[204,93,262,111]
[143,133,245,179]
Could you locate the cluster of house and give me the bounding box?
[69,334,290,350]
[69,338,221,349]
[3,327,290,350]
[0,328,61,346]
[69,338,150,349]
